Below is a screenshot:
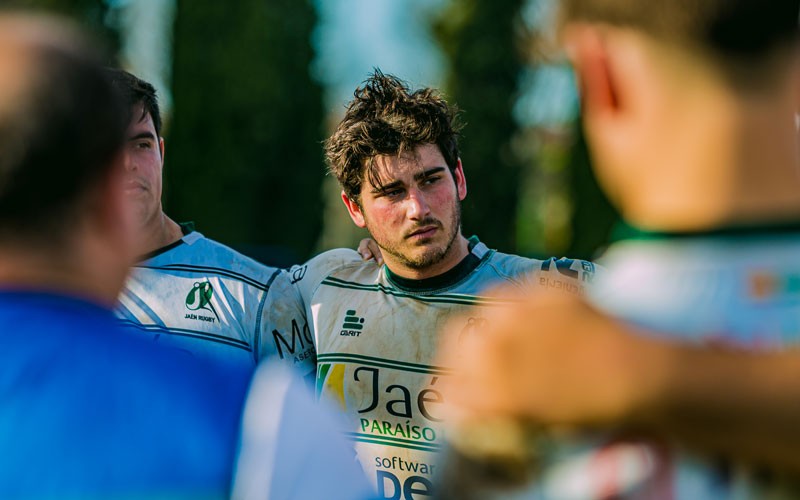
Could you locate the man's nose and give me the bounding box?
[123,151,135,172]
[406,188,431,220]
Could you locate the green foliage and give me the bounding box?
[434,0,525,252]
[564,125,620,260]
[167,0,324,261]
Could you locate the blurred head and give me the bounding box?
[559,0,800,225]
[0,14,130,252]
[560,0,799,62]
[106,68,166,228]
[326,71,469,276]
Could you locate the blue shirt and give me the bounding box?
[0,291,251,498]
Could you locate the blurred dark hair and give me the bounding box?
[561,0,799,64]
[106,67,162,139]
[0,16,128,244]
[324,70,463,202]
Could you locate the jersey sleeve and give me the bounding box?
[525,256,602,296]
[256,271,316,378]
[288,248,363,307]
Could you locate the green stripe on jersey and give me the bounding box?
[320,276,519,307]
[344,432,442,453]
[316,353,453,375]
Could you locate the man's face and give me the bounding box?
[122,104,164,227]
[344,143,467,274]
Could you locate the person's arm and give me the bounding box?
[438,289,800,475]
[641,341,800,475]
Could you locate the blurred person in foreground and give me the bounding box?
[438,0,800,498]
[0,12,253,497]
[0,13,373,500]
[288,70,596,498]
[108,68,316,377]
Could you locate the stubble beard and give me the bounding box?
[368,202,463,271]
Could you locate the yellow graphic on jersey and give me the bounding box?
[320,363,346,410]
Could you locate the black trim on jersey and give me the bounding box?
[178,221,195,235]
[317,352,454,375]
[384,235,487,293]
[118,320,252,351]
[133,263,272,291]
[139,239,184,261]
[613,220,800,242]
[137,221,196,261]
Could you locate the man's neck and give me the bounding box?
[384,234,471,280]
[625,89,800,231]
[136,211,184,258]
[0,241,123,308]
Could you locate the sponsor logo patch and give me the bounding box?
[340,309,365,336]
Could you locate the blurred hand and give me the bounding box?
[357,238,383,265]
[437,288,669,431]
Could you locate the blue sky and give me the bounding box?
[312,0,578,126]
[312,0,447,112]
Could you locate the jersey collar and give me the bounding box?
[384,236,490,292]
[612,219,800,242]
[137,221,195,261]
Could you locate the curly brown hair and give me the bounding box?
[324,70,463,202]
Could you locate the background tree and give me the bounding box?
[564,126,620,260]
[434,0,525,252]
[168,0,324,264]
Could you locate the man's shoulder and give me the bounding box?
[287,248,379,301]
[149,232,282,286]
[483,249,600,290]
[289,248,367,282]
[485,249,547,274]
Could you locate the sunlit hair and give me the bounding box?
[324,70,463,202]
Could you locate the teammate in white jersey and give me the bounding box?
[289,71,595,498]
[439,0,800,498]
[109,69,314,376]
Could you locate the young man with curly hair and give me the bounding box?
[289,70,595,498]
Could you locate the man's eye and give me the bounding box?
[137,142,152,149]
[422,176,440,186]
[385,189,403,197]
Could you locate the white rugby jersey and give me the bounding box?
[289,237,596,498]
[116,227,315,377]
[533,224,800,500]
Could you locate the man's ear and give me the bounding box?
[563,24,620,124]
[454,158,467,201]
[159,136,165,160]
[341,191,366,228]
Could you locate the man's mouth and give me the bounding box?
[406,225,439,239]
[123,179,147,193]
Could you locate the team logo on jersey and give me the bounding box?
[185,281,220,323]
[340,309,365,336]
[290,265,307,284]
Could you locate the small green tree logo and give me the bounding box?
[186,281,220,321]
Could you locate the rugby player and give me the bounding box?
[0,13,253,496]
[289,70,595,498]
[439,0,800,497]
[109,69,316,375]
